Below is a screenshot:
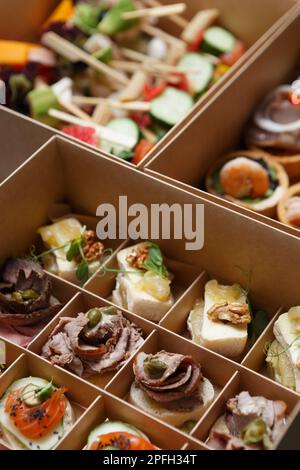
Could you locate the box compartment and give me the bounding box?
[0,347,101,450]
[0,108,54,184]
[28,289,155,389]
[191,368,300,450]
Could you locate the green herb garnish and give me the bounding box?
[30,225,91,285]
[141,242,169,279]
[37,379,55,402]
[264,334,300,358]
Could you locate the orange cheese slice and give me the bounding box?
[0,41,40,66]
[43,0,74,28]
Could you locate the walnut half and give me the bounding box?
[127,244,149,270]
[207,301,251,326]
[76,230,104,263]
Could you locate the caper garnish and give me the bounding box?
[12,291,23,302]
[22,289,40,300]
[241,418,267,445]
[88,308,102,327]
[101,306,118,316]
[143,358,167,378]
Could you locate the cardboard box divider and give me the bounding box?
[0,0,299,171]
[0,135,300,448]
[145,6,300,233]
[0,108,55,185]
[190,368,300,449]
[55,392,199,450]
[241,308,284,374]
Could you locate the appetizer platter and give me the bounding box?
[0,135,299,451]
[1,0,300,452]
[0,0,298,172]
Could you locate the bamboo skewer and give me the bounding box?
[58,99,93,122]
[42,32,129,86]
[72,96,151,112]
[119,70,148,102]
[111,60,146,73]
[142,0,188,28]
[121,47,159,64]
[181,9,219,43]
[122,3,186,20]
[111,59,204,76]
[92,102,112,125]
[48,109,136,148]
[140,23,186,50]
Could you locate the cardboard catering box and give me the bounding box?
[0,135,299,449]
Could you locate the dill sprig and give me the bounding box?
[264,334,300,358]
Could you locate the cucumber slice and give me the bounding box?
[93,46,113,64]
[101,118,139,156]
[178,53,214,94]
[21,384,43,407]
[98,0,137,36]
[202,26,236,56]
[150,87,194,127]
[87,421,149,448]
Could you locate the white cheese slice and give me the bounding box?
[38,218,99,283]
[274,312,300,392]
[0,377,74,450]
[112,243,174,323]
[200,280,248,357]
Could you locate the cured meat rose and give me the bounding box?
[133,351,202,411]
[42,307,143,378]
[0,258,62,328]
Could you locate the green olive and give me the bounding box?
[88,308,102,327]
[12,291,23,302]
[21,289,40,301]
[241,418,267,445]
[101,306,118,316]
[143,358,168,378]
